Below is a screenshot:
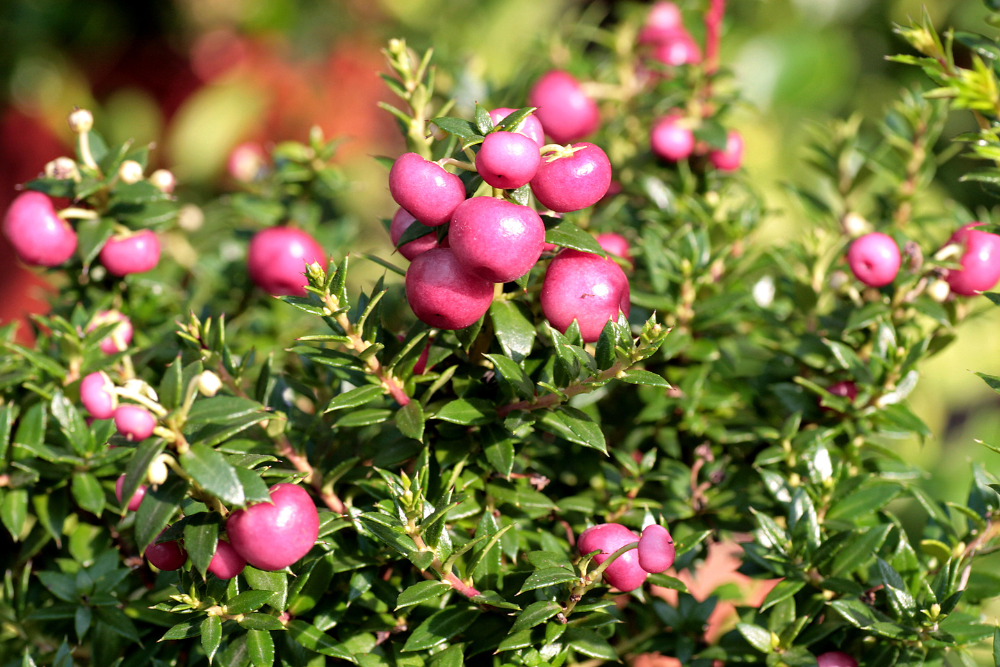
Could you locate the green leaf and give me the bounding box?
[323,384,384,413]
[431,117,483,141]
[2,489,29,540]
[334,409,392,428]
[826,481,902,523]
[94,606,142,643]
[359,513,418,557]
[619,369,670,388]
[121,438,166,515]
[565,628,618,661]
[235,466,272,504]
[135,475,188,552]
[37,571,77,602]
[396,400,425,441]
[544,220,606,256]
[759,579,806,612]
[14,402,46,452]
[0,403,16,461]
[495,107,537,132]
[482,423,515,478]
[486,354,535,400]
[180,444,246,506]
[432,399,495,425]
[184,513,221,577]
[161,617,204,640]
[474,104,494,134]
[239,613,285,631]
[286,621,356,663]
[537,407,607,454]
[428,645,464,667]
[511,601,562,633]
[737,623,773,653]
[395,580,452,610]
[159,357,183,411]
[186,396,265,425]
[487,481,556,513]
[243,567,289,611]
[71,472,105,516]
[993,626,1000,667]
[646,573,688,593]
[201,616,222,665]
[518,567,578,594]
[227,590,277,615]
[51,391,93,456]
[76,217,115,268]
[489,300,536,362]
[830,524,893,577]
[247,629,274,667]
[401,607,481,652]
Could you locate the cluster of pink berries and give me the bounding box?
[577,522,675,592]
[639,1,703,68]
[139,483,320,577]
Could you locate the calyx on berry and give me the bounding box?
[531,143,612,213]
[226,483,320,571]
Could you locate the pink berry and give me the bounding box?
[944,223,1000,296]
[405,248,494,330]
[639,2,684,43]
[80,371,118,420]
[709,130,744,172]
[88,310,133,354]
[531,143,612,213]
[247,226,326,296]
[638,524,675,573]
[3,191,77,267]
[390,208,440,261]
[100,230,160,276]
[228,142,266,182]
[540,249,630,343]
[145,530,187,571]
[475,132,541,190]
[651,114,695,162]
[115,474,146,512]
[389,153,466,227]
[528,71,600,144]
[114,405,157,442]
[847,232,901,288]
[816,652,857,667]
[577,523,646,592]
[226,483,319,571]
[449,197,545,283]
[650,30,702,66]
[207,539,246,580]
[828,381,858,402]
[595,233,631,266]
[488,108,546,148]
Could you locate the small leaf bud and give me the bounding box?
[68,108,94,134]
[198,371,223,397]
[118,160,144,184]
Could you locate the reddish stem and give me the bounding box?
[412,533,482,599]
[275,436,348,515]
[704,0,726,75]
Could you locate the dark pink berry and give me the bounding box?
[80,371,117,420]
[488,108,545,148]
[577,523,646,592]
[390,208,439,261]
[388,153,466,227]
[88,310,133,354]
[816,652,857,667]
[226,483,319,571]
[115,474,146,512]
[540,249,630,343]
[528,71,600,144]
[530,143,612,213]
[3,191,77,267]
[638,2,684,43]
[449,197,545,283]
[100,230,160,276]
[207,539,246,580]
[247,226,326,296]
[828,381,858,402]
[709,130,744,171]
[944,223,1000,296]
[650,30,702,66]
[651,113,695,162]
[595,233,631,266]
[847,232,900,288]
[475,132,541,190]
[146,530,187,571]
[228,142,266,182]
[405,248,495,330]
[114,405,157,442]
[638,524,675,574]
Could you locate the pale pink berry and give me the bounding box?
[540,249,630,343]
[475,132,541,190]
[638,2,684,44]
[578,523,646,592]
[528,71,600,144]
[709,130,744,172]
[3,191,78,267]
[145,529,187,571]
[208,539,246,580]
[595,233,631,266]
[847,232,900,288]
[405,248,495,330]
[816,652,857,667]
[226,483,319,571]
[228,142,266,182]
[638,524,675,573]
[449,197,545,283]
[651,114,695,162]
[388,153,466,227]
[531,143,612,213]
[390,208,439,261]
[87,310,133,354]
[650,30,702,66]
[488,108,545,148]
[944,223,1000,296]
[114,405,157,442]
[80,371,118,420]
[247,226,326,296]
[100,230,160,276]
[115,474,146,512]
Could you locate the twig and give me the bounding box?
[412,533,482,599]
[704,0,726,76]
[497,361,626,417]
[275,435,347,515]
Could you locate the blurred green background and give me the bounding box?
[1,0,999,618]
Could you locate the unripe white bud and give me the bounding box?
[177,204,204,231]
[841,212,869,237]
[198,371,222,397]
[45,157,80,181]
[149,169,176,194]
[147,454,170,486]
[927,278,950,302]
[118,160,144,185]
[68,108,94,134]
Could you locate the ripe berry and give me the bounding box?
[405,248,495,330]
[389,153,466,226]
[595,233,632,266]
[709,130,744,172]
[639,2,684,43]
[100,230,161,276]
[847,232,901,288]
[828,381,858,401]
[475,132,541,190]
[390,208,440,261]
[115,474,146,512]
[651,114,695,162]
[816,652,857,667]
[80,371,118,420]
[488,108,545,148]
[145,530,187,571]
[226,483,320,571]
[578,523,646,592]
[3,191,78,267]
[528,71,600,144]
[638,524,675,574]
[944,222,1000,296]
[541,249,630,343]
[247,226,326,296]
[228,142,266,182]
[650,30,702,66]
[88,310,133,354]
[207,539,247,580]
[449,197,545,283]
[531,143,612,213]
[114,405,157,442]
